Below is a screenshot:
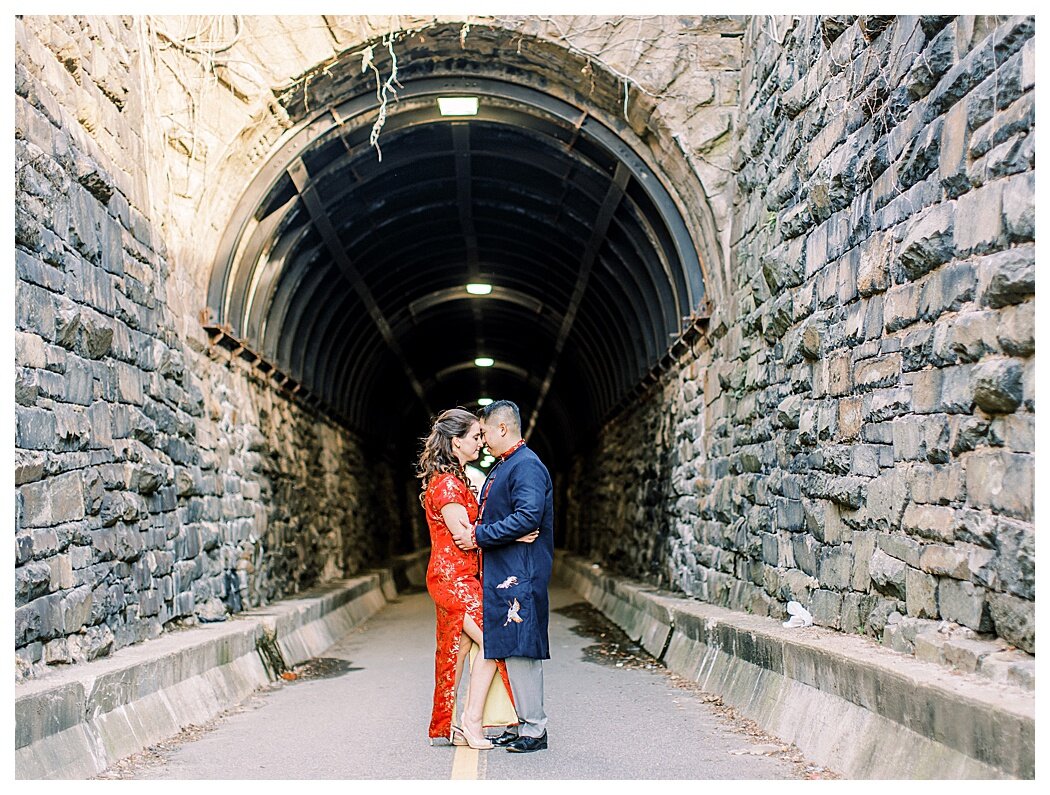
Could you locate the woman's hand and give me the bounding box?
[516,530,540,544]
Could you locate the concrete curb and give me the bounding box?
[15,550,430,780]
[554,552,1034,780]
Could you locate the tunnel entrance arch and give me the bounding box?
[203,26,719,467]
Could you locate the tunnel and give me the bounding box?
[15,17,1037,776]
[202,25,716,544]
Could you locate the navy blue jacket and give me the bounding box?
[474,445,554,659]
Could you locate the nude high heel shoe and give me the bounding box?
[451,723,493,750]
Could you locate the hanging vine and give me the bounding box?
[361,34,403,161]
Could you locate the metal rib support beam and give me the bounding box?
[525,161,630,440]
[452,123,480,279]
[452,123,487,399]
[286,158,431,413]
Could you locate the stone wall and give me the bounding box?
[14,16,403,680]
[567,15,1035,660]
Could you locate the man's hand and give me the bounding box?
[516,531,540,544]
[450,522,476,551]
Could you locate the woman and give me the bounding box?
[418,408,533,748]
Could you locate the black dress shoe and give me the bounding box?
[492,730,519,746]
[506,732,547,753]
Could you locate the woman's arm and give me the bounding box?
[440,502,474,541]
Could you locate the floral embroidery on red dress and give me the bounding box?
[423,472,513,739]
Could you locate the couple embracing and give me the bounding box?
[417,400,553,753]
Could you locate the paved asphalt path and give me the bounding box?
[128,584,805,781]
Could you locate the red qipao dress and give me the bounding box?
[423,472,516,740]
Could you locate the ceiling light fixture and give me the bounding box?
[466,283,492,295]
[477,397,493,406]
[474,357,494,368]
[438,96,479,116]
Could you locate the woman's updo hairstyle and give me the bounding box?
[417,408,479,500]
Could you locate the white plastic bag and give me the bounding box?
[783,600,813,628]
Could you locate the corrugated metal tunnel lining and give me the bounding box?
[206,36,710,465]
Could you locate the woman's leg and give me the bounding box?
[461,613,498,735]
[453,630,471,699]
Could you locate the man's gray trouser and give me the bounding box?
[505,657,547,737]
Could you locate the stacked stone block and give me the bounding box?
[567,15,1034,668]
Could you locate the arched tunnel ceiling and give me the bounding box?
[207,29,710,466]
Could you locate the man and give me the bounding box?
[450,400,554,753]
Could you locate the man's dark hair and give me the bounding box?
[478,399,521,433]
